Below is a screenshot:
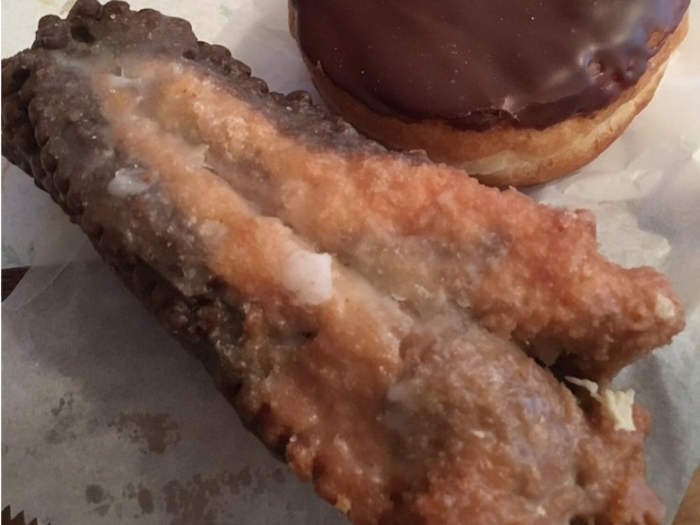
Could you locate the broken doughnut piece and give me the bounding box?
[1,1,684,524]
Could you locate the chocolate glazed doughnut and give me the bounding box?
[290,0,690,186]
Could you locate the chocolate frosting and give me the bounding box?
[291,0,689,129]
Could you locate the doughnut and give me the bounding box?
[1,1,685,524]
[289,0,690,186]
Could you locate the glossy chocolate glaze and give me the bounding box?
[291,0,689,130]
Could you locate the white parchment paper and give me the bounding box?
[2,1,699,524]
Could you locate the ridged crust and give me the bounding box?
[1,0,259,432]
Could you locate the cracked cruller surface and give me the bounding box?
[0,1,685,525]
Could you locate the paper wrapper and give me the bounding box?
[2,1,699,523]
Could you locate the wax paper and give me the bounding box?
[2,1,699,524]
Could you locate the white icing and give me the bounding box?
[107,167,154,198]
[281,241,333,306]
[598,388,636,432]
[655,294,677,322]
[565,377,636,432]
[500,95,519,114]
[107,74,142,90]
[566,376,600,396]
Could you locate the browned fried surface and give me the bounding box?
[127,58,683,383]
[0,1,684,525]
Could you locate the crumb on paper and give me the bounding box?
[565,377,636,432]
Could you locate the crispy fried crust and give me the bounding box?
[0,2,680,524]
[5,0,685,385]
[290,5,688,186]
